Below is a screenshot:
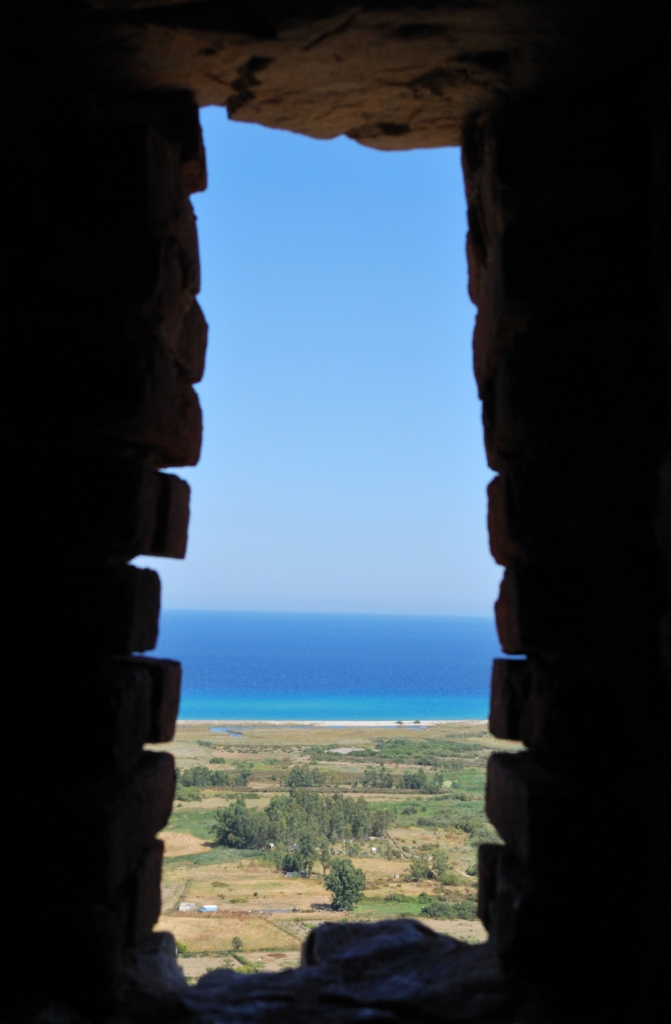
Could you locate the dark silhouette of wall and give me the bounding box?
[2,3,668,1020]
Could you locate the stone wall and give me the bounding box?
[4,91,207,1015]
[467,87,670,1010]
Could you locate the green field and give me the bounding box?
[151,720,516,982]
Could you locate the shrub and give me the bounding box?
[210,757,226,765]
[175,941,188,955]
[232,936,244,951]
[438,870,464,886]
[466,864,478,877]
[395,767,446,792]
[431,849,449,875]
[324,857,366,910]
[362,766,393,788]
[422,899,454,920]
[287,765,325,788]
[175,785,201,802]
[408,852,432,881]
[421,898,478,921]
[178,766,230,788]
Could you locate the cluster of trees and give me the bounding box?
[212,791,395,866]
[408,849,464,885]
[361,767,445,792]
[286,765,326,787]
[362,767,393,788]
[416,806,497,844]
[175,763,252,801]
[310,737,478,768]
[373,737,477,763]
[420,897,477,920]
[177,766,230,788]
[396,769,445,792]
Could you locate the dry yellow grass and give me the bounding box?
[160,913,302,952]
[160,832,212,857]
[154,719,496,963]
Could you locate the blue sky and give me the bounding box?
[135,107,501,614]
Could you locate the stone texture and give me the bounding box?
[488,658,530,741]
[141,656,183,742]
[487,474,521,567]
[183,920,511,1023]
[80,565,161,655]
[54,3,557,152]
[485,753,564,866]
[493,569,522,655]
[149,473,191,558]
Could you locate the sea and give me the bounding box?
[150,611,505,721]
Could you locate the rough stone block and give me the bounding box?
[146,123,192,230]
[81,459,159,558]
[97,752,175,896]
[176,299,208,383]
[472,242,506,395]
[150,473,190,558]
[83,566,160,654]
[494,569,523,654]
[466,225,484,308]
[487,474,521,567]
[489,658,530,740]
[477,843,505,929]
[154,237,195,352]
[79,463,189,559]
[130,656,182,742]
[63,752,174,905]
[119,930,187,1005]
[169,194,200,296]
[181,122,207,195]
[483,845,531,968]
[127,839,164,945]
[485,752,563,865]
[96,658,153,776]
[114,370,203,468]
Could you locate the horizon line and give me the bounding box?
[159,607,495,618]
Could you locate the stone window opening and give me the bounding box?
[6,4,668,1023]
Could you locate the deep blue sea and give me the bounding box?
[151,611,503,721]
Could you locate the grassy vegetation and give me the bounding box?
[152,720,517,981]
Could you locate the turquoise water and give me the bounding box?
[151,611,503,720]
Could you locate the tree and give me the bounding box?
[212,789,396,852]
[317,835,333,875]
[287,765,324,788]
[235,763,251,786]
[431,849,450,880]
[296,830,317,874]
[409,851,432,881]
[395,768,444,793]
[324,857,366,910]
[362,766,393,789]
[212,797,268,848]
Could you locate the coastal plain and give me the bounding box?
[151,720,517,981]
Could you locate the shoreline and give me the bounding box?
[176,719,488,727]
